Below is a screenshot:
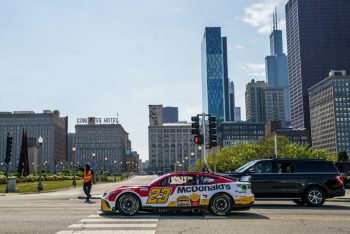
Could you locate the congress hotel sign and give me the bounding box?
[77,117,118,124]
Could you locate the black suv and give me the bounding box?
[226,159,345,206]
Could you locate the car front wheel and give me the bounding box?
[304,187,325,207]
[117,193,140,216]
[210,193,233,216]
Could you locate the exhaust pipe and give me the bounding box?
[192,208,201,213]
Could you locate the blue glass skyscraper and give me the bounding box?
[265,9,290,122]
[201,27,228,122]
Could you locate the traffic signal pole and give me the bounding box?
[201,113,208,171]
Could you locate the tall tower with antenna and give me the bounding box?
[265,7,290,123]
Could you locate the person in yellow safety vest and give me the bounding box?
[82,164,93,202]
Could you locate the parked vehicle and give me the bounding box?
[224,159,345,207]
[101,171,254,216]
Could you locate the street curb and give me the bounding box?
[328,198,350,202]
[77,196,101,200]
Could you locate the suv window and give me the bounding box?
[277,162,294,173]
[294,161,338,173]
[251,161,273,173]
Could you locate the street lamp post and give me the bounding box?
[198,145,202,172]
[91,153,96,183]
[114,161,117,175]
[185,157,188,171]
[104,157,108,171]
[72,146,77,188]
[37,136,44,192]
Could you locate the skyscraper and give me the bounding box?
[229,81,235,121]
[201,27,229,122]
[245,79,268,122]
[286,0,350,130]
[265,8,290,122]
[309,70,350,155]
[162,106,178,124]
[263,87,285,123]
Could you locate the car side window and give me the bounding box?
[252,161,272,173]
[199,176,217,185]
[278,162,294,173]
[159,175,196,186]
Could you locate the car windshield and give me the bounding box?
[235,161,256,173]
[146,174,169,186]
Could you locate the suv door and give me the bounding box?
[247,160,276,195]
[270,160,304,197]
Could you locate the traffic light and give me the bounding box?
[191,116,202,145]
[193,135,202,144]
[208,116,218,148]
[191,116,200,135]
[5,134,13,164]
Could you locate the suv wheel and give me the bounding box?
[304,187,325,207]
[210,193,233,216]
[117,193,140,216]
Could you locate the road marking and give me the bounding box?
[57,231,155,234]
[69,223,157,228]
[269,217,350,221]
[56,213,159,234]
[80,218,159,222]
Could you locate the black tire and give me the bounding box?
[210,193,233,216]
[293,199,306,206]
[304,187,325,207]
[117,193,140,216]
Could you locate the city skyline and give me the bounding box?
[0,0,289,160]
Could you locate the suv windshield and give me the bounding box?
[235,161,256,173]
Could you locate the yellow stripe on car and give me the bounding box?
[234,196,254,205]
[101,200,112,212]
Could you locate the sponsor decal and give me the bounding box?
[189,193,200,206]
[241,184,248,192]
[146,187,171,204]
[177,195,191,207]
[177,184,231,194]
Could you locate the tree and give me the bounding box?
[196,136,331,173]
[338,150,349,162]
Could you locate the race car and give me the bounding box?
[101,171,254,216]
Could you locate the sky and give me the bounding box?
[0,0,288,161]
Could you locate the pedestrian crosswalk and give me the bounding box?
[56,212,159,234]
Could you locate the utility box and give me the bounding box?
[7,178,17,193]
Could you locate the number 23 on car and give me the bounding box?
[101,172,254,216]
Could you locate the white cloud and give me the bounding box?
[242,0,286,34]
[240,63,266,78]
[235,45,245,50]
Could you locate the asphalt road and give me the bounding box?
[1,176,350,234]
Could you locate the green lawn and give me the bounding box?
[0,176,123,194]
[0,180,83,194]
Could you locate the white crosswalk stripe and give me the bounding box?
[56,213,159,234]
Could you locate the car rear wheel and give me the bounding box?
[117,193,140,216]
[304,187,325,207]
[210,193,233,216]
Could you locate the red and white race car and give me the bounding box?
[101,172,254,216]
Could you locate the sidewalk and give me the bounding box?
[328,189,350,202]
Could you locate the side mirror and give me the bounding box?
[248,168,256,174]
